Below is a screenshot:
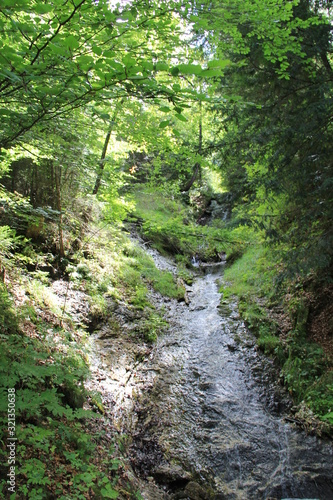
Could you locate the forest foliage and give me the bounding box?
[0,0,333,497]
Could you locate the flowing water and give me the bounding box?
[91,247,333,499]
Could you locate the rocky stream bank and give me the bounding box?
[53,243,333,500]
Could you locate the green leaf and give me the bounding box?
[159,120,170,129]
[174,113,187,122]
[64,35,80,50]
[201,69,222,78]
[159,106,171,113]
[0,69,21,82]
[322,412,333,423]
[92,46,103,56]
[127,76,146,82]
[49,43,65,55]
[101,484,118,499]
[128,65,143,75]
[34,4,54,14]
[142,61,154,71]
[155,62,169,71]
[123,54,136,67]
[171,67,180,76]
[108,60,124,72]
[207,59,231,69]
[76,55,94,70]
[177,63,202,75]
[103,50,116,58]
[130,7,138,19]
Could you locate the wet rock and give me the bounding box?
[154,464,192,485]
[99,329,119,339]
[242,339,255,348]
[190,305,206,311]
[201,418,219,429]
[171,492,188,499]
[198,381,212,390]
[229,311,240,320]
[184,481,210,500]
[217,304,232,315]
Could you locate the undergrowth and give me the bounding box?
[0,282,122,499]
[0,216,177,498]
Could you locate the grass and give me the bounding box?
[222,245,276,300]
[131,186,243,261]
[84,229,185,305]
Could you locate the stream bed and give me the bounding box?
[89,247,333,500]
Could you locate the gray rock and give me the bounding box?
[154,464,192,484]
[185,481,209,500]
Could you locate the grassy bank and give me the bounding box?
[130,187,244,263]
[220,243,333,435]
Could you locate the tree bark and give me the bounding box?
[182,162,201,192]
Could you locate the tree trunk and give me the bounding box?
[321,52,333,77]
[30,162,38,207]
[54,165,65,258]
[50,161,55,209]
[182,162,201,192]
[0,262,6,283]
[92,125,112,195]
[182,100,203,192]
[92,99,124,195]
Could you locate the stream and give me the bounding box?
[89,247,333,500]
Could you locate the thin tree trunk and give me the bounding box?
[92,124,112,195]
[321,52,333,77]
[182,100,203,192]
[30,162,38,207]
[50,161,55,209]
[182,162,201,192]
[92,99,124,195]
[54,165,65,257]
